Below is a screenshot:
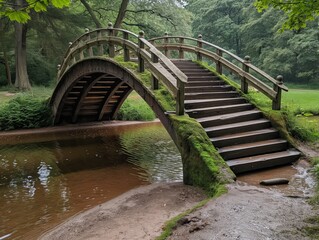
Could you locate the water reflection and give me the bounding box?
[0,122,182,239]
[120,124,183,182]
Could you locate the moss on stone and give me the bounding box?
[169,115,235,195]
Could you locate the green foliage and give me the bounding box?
[116,91,156,121]
[254,0,319,30]
[0,0,70,23]
[188,0,319,85]
[0,94,53,130]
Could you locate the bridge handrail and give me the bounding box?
[57,25,187,115]
[149,35,288,110]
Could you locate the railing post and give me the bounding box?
[176,81,185,115]
[241,55,250,94]
[97,30,104,56]
[123,31,130,62]
[216,49,222,74]
[272,75,283,110]
[138,31,145,73]
[164,32,170,58]
[107,22,115,58]
[69,42,76,64]
[151,53,159,90]
[84,28,93,57]
[179,37,184,59]
[197,34,202,61]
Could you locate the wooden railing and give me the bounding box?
[57,23,187,115]
[150,34,288,110]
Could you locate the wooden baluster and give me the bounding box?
[57,64,61,78]
[108,22,115,58]
[97,30,103,56]
[197,34,202,61]
[69,42,76,64]
[123,31,130,62]
[272,75,283,110]
[216,49,223,74]
[164,32,170,58]
[179,37,184,59]
[151,53,159,90]
[241,55,250,94]
[138,31,145,73]
[84,29,93,57]
[176,80,185,115]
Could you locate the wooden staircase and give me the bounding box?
[171,60,300,175]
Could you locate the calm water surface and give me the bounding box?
[0,122,182,239]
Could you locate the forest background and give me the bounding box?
[0,0,318,90]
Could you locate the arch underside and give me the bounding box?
[55,71,132,124]
[51,59,171,135]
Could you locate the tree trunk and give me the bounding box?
[14,0,31,90]
[80,0,102,28]
[3,51,12,86]
[114,0,130,29]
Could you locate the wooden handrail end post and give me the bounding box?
[272,75,283,110]
[176,81,185,115]
[138,31,145,73]
[197,34,203,62]
[241,55,250,94]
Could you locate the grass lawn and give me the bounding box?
[283,89,319,114]
[0,86,53,106]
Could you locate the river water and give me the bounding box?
[0,122,182,239]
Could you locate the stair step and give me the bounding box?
[205,119,271,137]
[186,73,215,77]
[185,98,246,109]
[196,110,262,128]
[187,76,220,81]
[185,91,239,100]
[218,139,288,160]
[186,80,225,87]
[185,85,233,93]
[211,128,279,148]
[227,150,301,174]
[187,103,254,118]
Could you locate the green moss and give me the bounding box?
[155,198,210,240]
[169,115,235,195]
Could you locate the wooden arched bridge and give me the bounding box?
[51,24,300,175]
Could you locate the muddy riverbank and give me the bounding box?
[41,157,319,240]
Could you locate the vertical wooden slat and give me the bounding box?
[138,31,145,73]
[151,52,159,90]
[216,49,223,74]
[123,31,130,61]
[241,55,250,94]
[176,81,185,115]
[97,30,104,56]
[197,34,203,61]
[179,37,184,59]
[272,75,283,110]
[108,22,115,58]
[164,32,170,58]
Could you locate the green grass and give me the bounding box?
[246,89,319,143]
[117,91,156,121]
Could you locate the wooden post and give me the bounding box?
[151,52,159,90]
[164,32,169,58]
[123,31,130,62]
[176,81,185,115]
[108,22,115,58]
[138,31,145,73]
[197,34,202,61]
[272,75,283,110]
[241,55,250,94]
[216,49,222,74]
[179,37,184,59]
[97,30,104,56]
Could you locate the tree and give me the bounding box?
[255,0,319,30]
[0,0,70,23]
